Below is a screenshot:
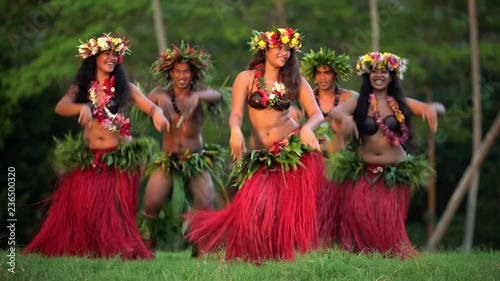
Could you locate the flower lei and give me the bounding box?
[356,52,407,80]
[77,33,130,63]
[369,93,409,146]
[249,27,302,53]
[89,76,131,136]
[253,63,286,107]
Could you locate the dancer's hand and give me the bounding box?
[422,103,445,133]
[230,128,246,161]
[78,104,93,127]
[300,127,320,150]
[152,107,170,132]
[340,115,359,147]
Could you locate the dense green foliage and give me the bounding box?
[1,0,498,252]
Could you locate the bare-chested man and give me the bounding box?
[300,48,358,153]
[139,42,224,255]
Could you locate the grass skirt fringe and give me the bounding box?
[186,149,324,263]
[317,176,346,248]
[319,150,430,259]
[23,134,156,260]
[340,169,417,259]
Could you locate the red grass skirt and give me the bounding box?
[186,151,324,262]
[339,163,418,259]
[317,177,347,247]
[23,166,153,260]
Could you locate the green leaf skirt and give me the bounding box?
[229,133,316,189]
[326,149,432,190]
[52,133,159,175]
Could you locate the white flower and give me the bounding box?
[77,47,87,55]
[97,37,109,51]
[89,48,98,56]
[272,82,286,94]
[115,44,123,52]
[89,38,97,47]
[269,93,276,100]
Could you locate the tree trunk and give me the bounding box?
[463,0,482,253]
[152,0,167,53]
[273,0,287,27]
[369,0,379,51]
[425,113,500,252]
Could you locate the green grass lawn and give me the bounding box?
[2,248,499,281]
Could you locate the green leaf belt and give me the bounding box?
[53,133,158,174]
[150,143,226,181]
[143,144,228,233]
[326,150,432,190]
[230,133,316,189]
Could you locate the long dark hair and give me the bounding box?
[73,55,130,109]
[247,49,301,102]
[353,72,413,141]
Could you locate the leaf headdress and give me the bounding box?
[301,47,353,82]
[151,41,214,88]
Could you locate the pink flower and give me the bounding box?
[120,123,131,136]
[269,142,281,154]
[260,92,269,106]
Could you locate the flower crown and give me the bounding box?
[249,27,302,53]
[301,48,353,82]
[77,33,131,62]
[151,41,213,87]
[356,51,408,80]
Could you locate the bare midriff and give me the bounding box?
[360,130,407,165]
[248,107,298,149]
[161,105,204,154]
[83,119,127,150]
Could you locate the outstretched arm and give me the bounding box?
[228,71,249,160]
[298,77,323,150]
[405,98,446,133]
[130,83,170,132]
[339,89,359,103]
[146,87,166,104]
[197,88,221,103]
[55,84,93,127]
[329,97,359,144]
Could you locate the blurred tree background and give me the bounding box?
[1,0,498,251]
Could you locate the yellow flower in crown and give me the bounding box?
[76,33,131,60]
[277,28,290,44]
[249,27,303,53]
[363,54,373,63]
[355,51,408,80]
[281,35,290,44]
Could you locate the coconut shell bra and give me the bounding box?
[363,115,400,135]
